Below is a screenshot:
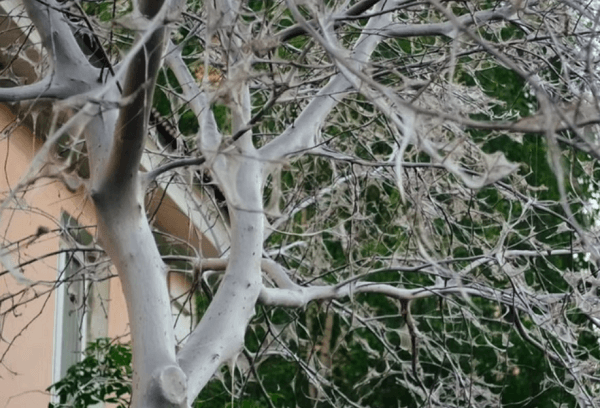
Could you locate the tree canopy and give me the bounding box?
[1,0,600,407]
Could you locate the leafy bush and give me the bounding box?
[48,338,132,408]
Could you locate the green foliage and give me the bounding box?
[47,339,132,408]
[82,0,132,23]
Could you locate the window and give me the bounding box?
[52,248,86,382]
[51,213,109,386]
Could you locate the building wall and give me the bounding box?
[0,105,129,407]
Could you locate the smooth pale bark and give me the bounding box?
[88,0,189,405]
[22,0,90,70]
[164,42,222,161]
[178,153,264,400]
[93,192,185,407]
[173,4,263,398]
[381,6,517,39]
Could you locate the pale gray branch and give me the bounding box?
[143,156,206,185]
[23,0,93,71]
[259,1,395,162]
[379,6,517,39]
[165,41,222,160]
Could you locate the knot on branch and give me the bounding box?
[157,365,187,406]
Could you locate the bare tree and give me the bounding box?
[1,0,600,407]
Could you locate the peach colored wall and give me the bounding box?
[0,105,129,407]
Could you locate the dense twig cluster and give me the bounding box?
[1,0,600,407]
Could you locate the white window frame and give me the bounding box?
[51,213,109,408]
[52,247,87,385]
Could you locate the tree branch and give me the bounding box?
[143,156,206,185]
[378,6,517,39]
[259,1,394,162]
[95,1,171,193]
[276,0,384,44]
[22,0,91,71]
[178,175,264,401]
[165,41,222,161]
